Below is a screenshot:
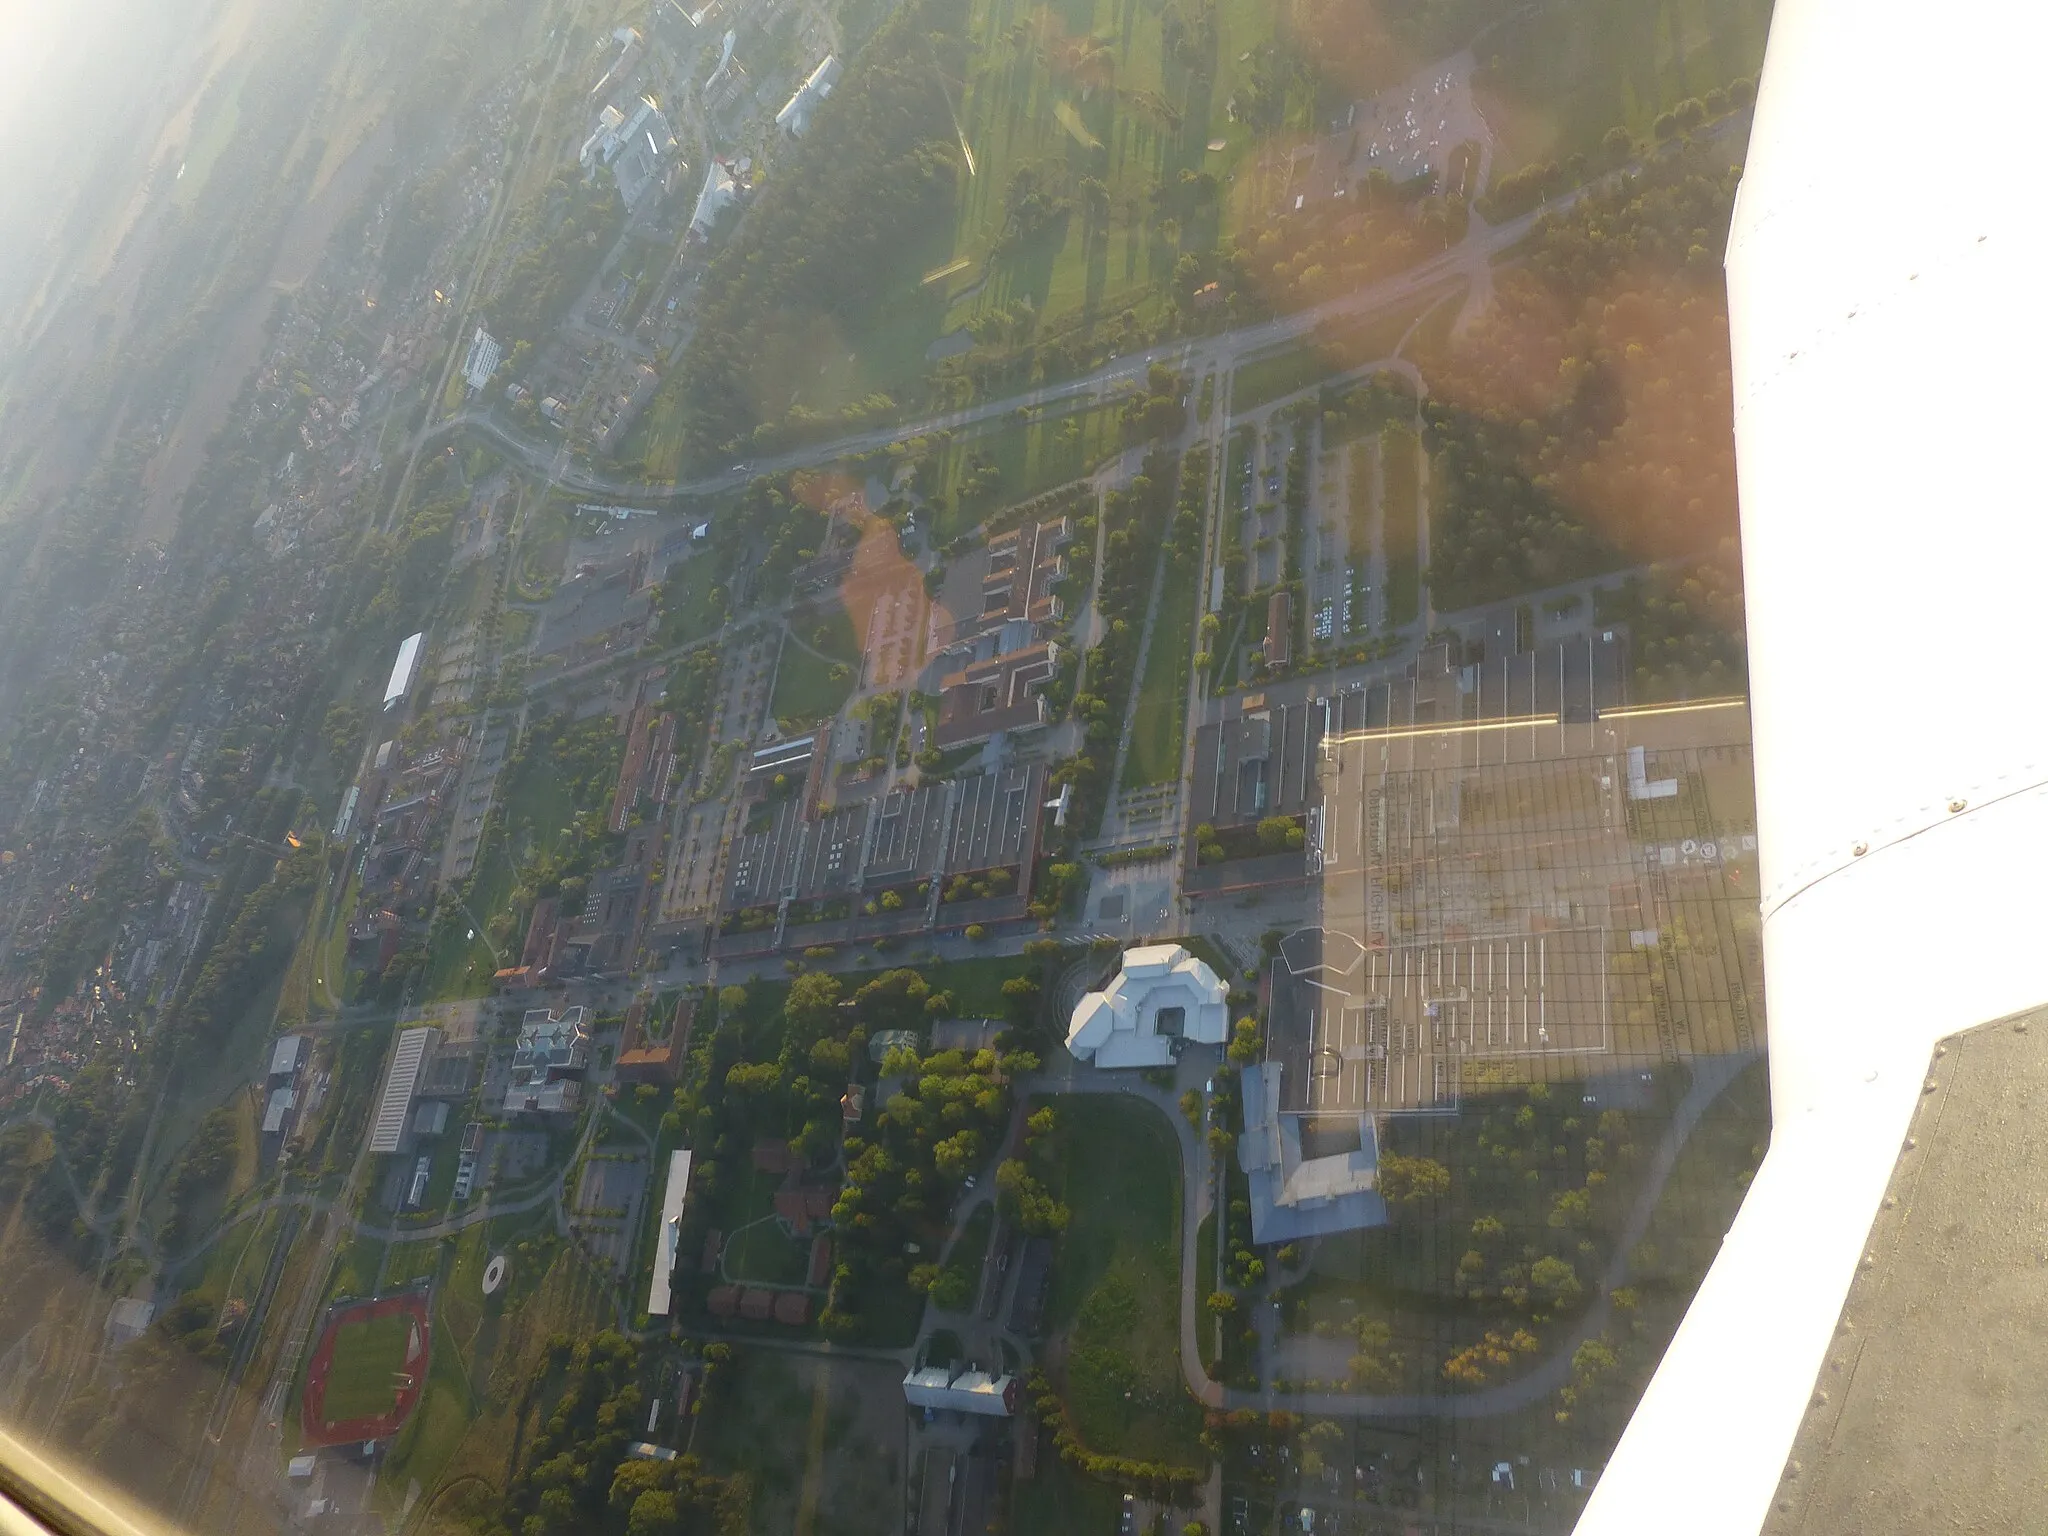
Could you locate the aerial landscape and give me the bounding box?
[0,0,1774,1531]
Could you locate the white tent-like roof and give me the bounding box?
[1065,944,1227,1068]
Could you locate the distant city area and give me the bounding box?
[0,0,1775,1532]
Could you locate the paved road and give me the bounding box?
[413,195,1558,505]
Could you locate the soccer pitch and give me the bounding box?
[319,1311,419,1424]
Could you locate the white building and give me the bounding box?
[647,1149,694,1316]
[383,631,425,709]
[461,327,502,392]
[686,161,737,243]
[504,1006,589,1115]
[1065,944,1228,1068]
[774,54,841,137]
[901,1367,1018,1416]
[1236,1062,1387,1243]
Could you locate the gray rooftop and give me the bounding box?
[1766,1003,2048,1533]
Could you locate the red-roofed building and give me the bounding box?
[707,1286,739,1318]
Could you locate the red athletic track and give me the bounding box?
[299,1290,432,1449]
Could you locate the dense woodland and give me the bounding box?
[669,0,968,464]
[1421,140,1743,612]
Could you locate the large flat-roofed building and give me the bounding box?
[1237,1060,1387,1243]
[505,1006,589,1115]
[646,1149,693,1316]
[902,1368,1019,1417]
[383,632,425,709]
[1065,944,1228,1068]
[932,637,1059,750]
[462,327,502,392]
[368,1026,440,1153]
[774,54,841,136]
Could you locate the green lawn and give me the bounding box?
[940,0,1276,344]
[1382,423,1420,629]
[936,1203,994,1309]
[933,404,1120,543]
[657,552,728,645]
[1122,454,1204,789]
[1011,1452,1125,1536]
[1038,1095,1203,1468]
[722,1216,810,1287]
[1123,561,1196,788]
[771,612,858,727]
[321,1311,418,1424]
[918,954,1036,1019]
[1232,343,1341,414]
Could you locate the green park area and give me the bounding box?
[771,603,861,728]
[1037,1096,1203,1470]
[929,403,1120,543]
[1232,343,1336,415]
[1123,566,1194,789]
[1381,423,1420,628]
[940,0,1274,337]
[1123,450,1206,787]
[321,1311,417,1424]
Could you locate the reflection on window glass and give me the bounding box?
[0,0,1769,1529]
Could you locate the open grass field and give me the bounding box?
[772,610,860,727]
[931,403,1121,543]
[322,1310,418,1424]
[1037,1095,1203,1468]
[1233,343,1339,415]
[918,953,1037,1019]
[775,0,1276,424]
[1012,1452,1125,1535]
[1123,552,1195,788]
[941,0,1275,335]
[1382,422,1420,628]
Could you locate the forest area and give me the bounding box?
[1419,138,1745,685]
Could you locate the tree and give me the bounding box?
[1256,815,1295,852]
[1377,1154,1450,1204]
[627,1490,677,1536]
[1530,1255,1582,1303]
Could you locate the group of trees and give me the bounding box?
[1421,141,1745,612]
[485,172,626,348]
[483,1333,749,1536]
[1594,558,1747,701]
[1048,451,1177,841]
[825,1022,1038,1335]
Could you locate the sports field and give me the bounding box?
[301,1290,432,1446]
[321,1311,418,1423]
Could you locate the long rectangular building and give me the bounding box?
[646,1149,694,1316]
[383,632,425,709]
[368,1026,438,1153]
